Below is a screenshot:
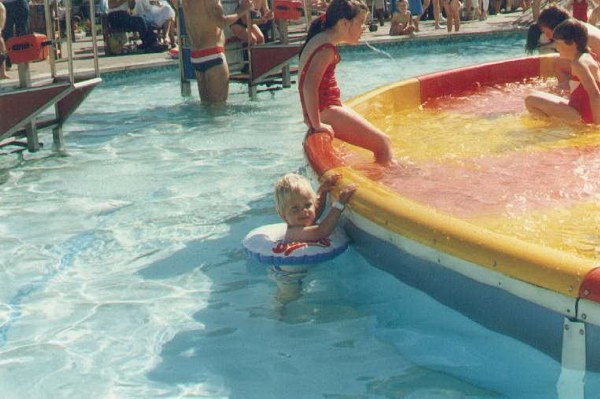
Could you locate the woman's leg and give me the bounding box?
[525,91,581,122]
[443,3,452,31]
[452,1,460,31]
[251,25,265,44]
[322,105,394,165]
[433,0,441,28]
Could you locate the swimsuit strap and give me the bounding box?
[300,43,339,79]
[298,43,339,129]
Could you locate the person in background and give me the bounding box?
[229,0,273,45]
[0,1,8,78]
[443,0,460,32]
[181,0,252,104]
[373,0,386,26]
[525,19,600,124]
[389,0,416,35]
[135,0,177,48]
[566,0,590,22]
[407,0,423,31]
[1,0,28,42]
[525,6,600,88]
[107,0,167,52]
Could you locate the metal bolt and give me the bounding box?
[582,313,587,320]
[584,289,590,296]
[580,329,585,336]
[565,324,570,331]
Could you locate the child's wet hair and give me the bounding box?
[300,0,369,55]
[553,18,589,53]
[274,173,316,216]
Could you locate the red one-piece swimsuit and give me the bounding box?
[298,43,343,129]
[572,0,589,22]
[569,75,598,123]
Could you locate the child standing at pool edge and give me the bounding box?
[298,0,395,166]
[275,173,356,242]
[525,19,600,124]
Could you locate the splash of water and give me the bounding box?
[364,41,394,59]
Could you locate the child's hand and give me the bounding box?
[318,173,341,194]
[338,184,357,205]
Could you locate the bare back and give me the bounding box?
[182,0,226,50]
[586,24,600,56]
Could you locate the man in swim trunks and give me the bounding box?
[182,0,252,104]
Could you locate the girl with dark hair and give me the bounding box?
[298,0,395,165]
[525,19,600,124]
[525,5,600,54]
[525,6,570,53]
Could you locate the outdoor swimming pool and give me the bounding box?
[2,32,599,398]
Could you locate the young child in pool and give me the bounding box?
[274,172,356,242]
[298,0,395,166]
[525,18,600,124]
[389,0,416,36]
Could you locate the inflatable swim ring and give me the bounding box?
[242,223,349,266]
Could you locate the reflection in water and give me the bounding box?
[268,265,308,315]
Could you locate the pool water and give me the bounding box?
[1,33,598,398]
[346,76,600,260]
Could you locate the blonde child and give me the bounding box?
[0,2,8,79]
[274,172,356,242]
[298,0,395,165]
[389,0,416,36]
[443,0,461,32]
[525,19,600,124]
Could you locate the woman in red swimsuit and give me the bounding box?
[525,19,600,124]
[298,0,395,165]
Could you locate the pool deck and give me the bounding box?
[0,10,530,89]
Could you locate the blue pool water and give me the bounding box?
[1,32,598,398]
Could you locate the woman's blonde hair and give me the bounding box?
[274,173,316,216]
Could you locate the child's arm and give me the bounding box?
[574,59,600,124]
[285,184,357,242]
[301,47,336,136]
[315,173,341,220]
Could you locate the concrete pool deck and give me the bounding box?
[0,9,530,88]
